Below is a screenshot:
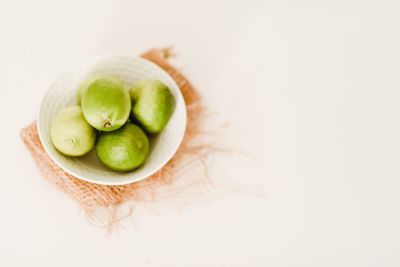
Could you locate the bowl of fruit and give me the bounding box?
[37,55,187,185]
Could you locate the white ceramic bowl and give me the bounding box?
[38,55,187,185]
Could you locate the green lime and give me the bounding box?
[96,122,150,171]
[81,77,131,131]
[130,80,175,134]
[50,106,96,156]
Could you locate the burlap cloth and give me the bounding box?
[20,48,216,230]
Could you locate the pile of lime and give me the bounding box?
[50,77,175,172]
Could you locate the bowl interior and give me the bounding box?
[38,55,186,185]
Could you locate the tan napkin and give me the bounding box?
[20,48,214,230]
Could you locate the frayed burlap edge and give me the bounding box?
[20,48,215,231]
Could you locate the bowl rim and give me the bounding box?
[37,54,187,185]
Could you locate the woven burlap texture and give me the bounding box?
[20,48,213,228]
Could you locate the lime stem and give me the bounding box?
[103,120,111,128]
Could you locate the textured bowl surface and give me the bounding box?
[38,55,187,185]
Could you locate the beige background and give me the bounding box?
[1,0,400,266]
